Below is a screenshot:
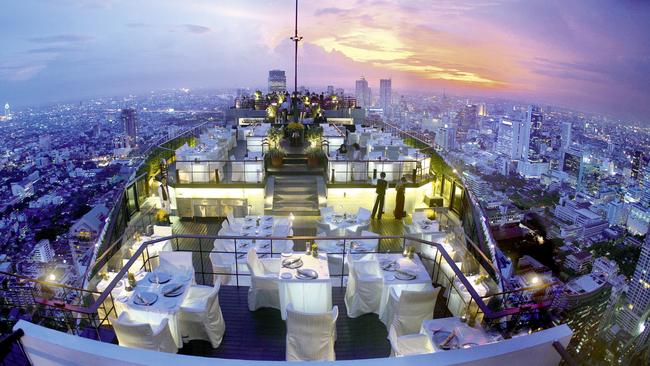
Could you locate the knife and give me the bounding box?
[165,284,183,295]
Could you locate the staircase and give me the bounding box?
[266,153,323,176]
[269,175,320,216]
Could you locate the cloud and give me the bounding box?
[28,34,95,44]
[0,62,47,81]
[24,46,80,54]
[180,24,211,34]
[314,7,347,16]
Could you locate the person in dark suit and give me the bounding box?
[372,172,388,219]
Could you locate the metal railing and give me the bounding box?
[171,158,266,185]
[327,156,431,184]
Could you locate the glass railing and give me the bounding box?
[170,158,266,185]
[326,155,431,184]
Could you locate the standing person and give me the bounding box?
[393,176,407,219]
[371,172,388,220]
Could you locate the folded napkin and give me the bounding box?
[164,284,183,296]
[297,268,318,279]
[395,269,417,279]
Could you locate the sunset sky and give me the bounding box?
[1,0,649,121]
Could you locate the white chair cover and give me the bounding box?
[110,312,178,353]
[272,224,294,253]
[357,207,371,222]
[152,225,172,237]
[320,206,334,216]
[231,161,244,182]
[382,287,440,335]
[209,252,233,285]
[247,248,281,311]
[345,258,383,317]
[159,251,193,272]
[179,283,225,348]
[286,304,338,361]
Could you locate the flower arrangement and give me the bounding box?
[286,122,304,131]
[155,209,169,224]
[311,242,319,257]
[403,246,416,259]
[305,126,323,147]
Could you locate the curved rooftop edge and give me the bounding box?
[13,320,572,366]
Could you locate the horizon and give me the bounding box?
[1,0,649,124]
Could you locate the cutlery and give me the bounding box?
[165,284,183,295]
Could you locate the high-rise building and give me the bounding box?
[326,85,334,95]
[31,239,54,263]
[529,105,543,135]
[496,114,531,161]
[632,150,644,180]
[561,122,572,150]
[639,163,650,207]
[121,108,138,146]
[355,77,371,107]
[456,104,478,131]
[379,78,392,114]
[268,70,286,93]
[434,124,456,151]
[477,103,487,117]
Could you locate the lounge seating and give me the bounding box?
[110,312,177,353]
[179,283,226,348]
[286,304,338,361]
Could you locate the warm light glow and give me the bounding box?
[48,274,56,281]
[531,276,539,284]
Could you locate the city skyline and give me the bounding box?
[1,1,650,123]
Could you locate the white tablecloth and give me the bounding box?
[421,317,491,351]
[377,254,433,317]
[447,275,489,317]
[130,237,173,269]
[321,213,364,232]
[278,254,332,320]
[119,270,193,347]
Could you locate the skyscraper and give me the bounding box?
[640,162,650,207]
[268,70,287,93]
[529,105,543,135]
[121,108,138,146]
[379,78,392,114]
[355,77,371,107]
[632,150,643,179]
[496,114,531,161]
[561,122,572,150]
[457,104,478,130]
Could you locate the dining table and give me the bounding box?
[278,253,332,320]
[376,253,433,318]
[420,317,493,351]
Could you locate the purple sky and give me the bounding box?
[1,0,649,122]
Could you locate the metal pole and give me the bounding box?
[290,0,302,93]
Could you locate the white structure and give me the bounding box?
[496,114,531,161]
[31,239,54,263]
[355,77,371,107]
[627,204,650,235]
[435,125,456,151]
[379,78,392,114]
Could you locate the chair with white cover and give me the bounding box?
[286,304,338,361]
[274,217,291,228]
[110,312,178,353]
[381,287,440,333]
[179,282,226,348]
[358,230,380,252]
[272,224,294,253]
[320,206,334,217]
[159,251,195,283]
[209,252,233,285]
[246,248,281,311]
[345,258,383,317]
[357,207,371,223]
[152,225,172,237]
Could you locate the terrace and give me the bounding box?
[0,117,574,365]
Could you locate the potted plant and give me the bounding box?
[155,209,169,225]
[268,147,286,168]
[306,146,325,168]
[267,127,284,149]
[305,126,323,148]
[286,122,305,146]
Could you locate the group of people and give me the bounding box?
[336,143,361,159]
[278,91,328,124]
[371,173,408,220]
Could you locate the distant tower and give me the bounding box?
[268,70,287,93]
[379,78,392,114]
[561,122,572,150]
[120,108,138,146]
[355,77,371,107]
[4,103,9,118]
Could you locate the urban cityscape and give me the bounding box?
[1,1,649,365]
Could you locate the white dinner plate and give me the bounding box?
[385,274,395,281]
[281,272,293,279]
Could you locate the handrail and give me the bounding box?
[0,271,101,294]
[552,341,578,366]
